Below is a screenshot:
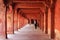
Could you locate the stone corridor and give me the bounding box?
[0,24,52,40]
[0,0,60,40]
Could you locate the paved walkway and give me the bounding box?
[0,24,53,40]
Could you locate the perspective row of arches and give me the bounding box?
[0,0,57,39]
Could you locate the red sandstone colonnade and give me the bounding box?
[0,0,60,40]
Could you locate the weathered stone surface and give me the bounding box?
[0,0,6,37]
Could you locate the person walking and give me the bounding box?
[34,20,38,29]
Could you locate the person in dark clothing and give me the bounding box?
[35,24,37,29]
[34,20,38,29]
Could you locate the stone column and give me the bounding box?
[3,0,8,39]
[41,13,44,31]
[16,9,18,31]
[12,8,14,34]
[5,5,8,39]
[50,0,57,39]
[39,13,41,29]
[17,12,19,30]
[45,6,48,34]
[17,8,20,30]
[14,9,18,31]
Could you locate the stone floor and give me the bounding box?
[0,24,54,40]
